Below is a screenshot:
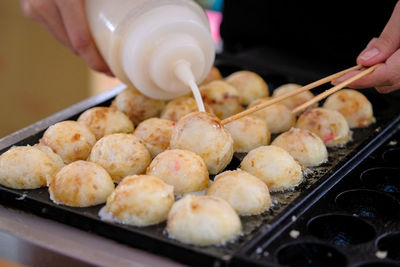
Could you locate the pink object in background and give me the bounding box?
[206,10,222,43]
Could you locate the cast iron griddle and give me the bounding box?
[0,71,399,266]
[233,120,400,267]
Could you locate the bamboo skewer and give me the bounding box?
[291,64,381,115]
[220,64,363,125]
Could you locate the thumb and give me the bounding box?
[357,1,400,66]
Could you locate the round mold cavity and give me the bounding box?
[361,168,400,194]
[276,241,347,267]
[307,214,376,246]
[382,148,400,164]
[376,232,400,261]
[335,189,400,219]
[355,261,400,267]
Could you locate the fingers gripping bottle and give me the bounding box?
[85,0,215,109]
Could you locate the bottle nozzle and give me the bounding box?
[174,60,205,112]
[174,60,195,86]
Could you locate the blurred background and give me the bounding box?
[0,0,223,138]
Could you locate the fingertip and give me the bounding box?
[357,48,382,66]
[331,70,359,85]
[331,79,339,86]
[87,56,113,75]
[105,70,115,77]
[91,62,109,73]
[376,87,391,94]
[376,85,400,94]
[98,65,114,77]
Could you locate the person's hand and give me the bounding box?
[332,1,400,93]
[20,0,113,76]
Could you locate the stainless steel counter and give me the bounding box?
[0,205,184,267]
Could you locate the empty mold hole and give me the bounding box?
[307,214,376,246]
[276,241,347,267]
[361,168,400,194]
[377,232,400,261]
[335,189,400,218]
[382,148,400,165]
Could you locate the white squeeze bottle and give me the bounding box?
[85,0,215,111]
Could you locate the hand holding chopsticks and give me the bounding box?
[291,64,381,115]
[221,64,380,125]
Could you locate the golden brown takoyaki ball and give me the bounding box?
[88,133,151,183]
[48,160,114,207]
[271,128,328,167]
[206,170,271,216]
[102,175,174,227]
[272,83,317,110]
[160,96,214,122]
[77,107,134,140]
[111,87,166,125]
[169,112,234,175]
[200,66,223,85]
[33,144,65,172]
[0,145,63,189]
[40,120,96,164]
[166,195,242,246]
[248,98,296,134]
[146,149,209,196]
[225,71,269,105]
[296,108,350,147]
[133,118,174,158]
[200,80,244,119]
[322,89,375,128]
[240,145,303,192]
[224,115,270,153]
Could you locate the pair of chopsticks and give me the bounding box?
[221,64,380,125]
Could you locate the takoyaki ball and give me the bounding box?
[200,80,244,119]
[200,66,222,85]
[240,145,303,192]
[224,115,271,153]
[0,145,62,189]
[271,128,328,167]
[34,144,65,171]
[146,149,209,196]
[88,133,151,183]
[169,112,234,175]
[160,96,214,122]
[40,120,96,164]
[248,98,296,134]
[206,170,271,216]
[225,71,269,105]
[296,108,350,147]
[322,89,375,128]
[102,175,174,227]
[111,87,166,125]
[77,107,134,140]
[166,195,242,246]
[49,160,114,207]
[133,118,174,158]
[272,83,317,110]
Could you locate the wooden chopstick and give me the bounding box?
[221,64,362,125]
[291,64,381,115]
